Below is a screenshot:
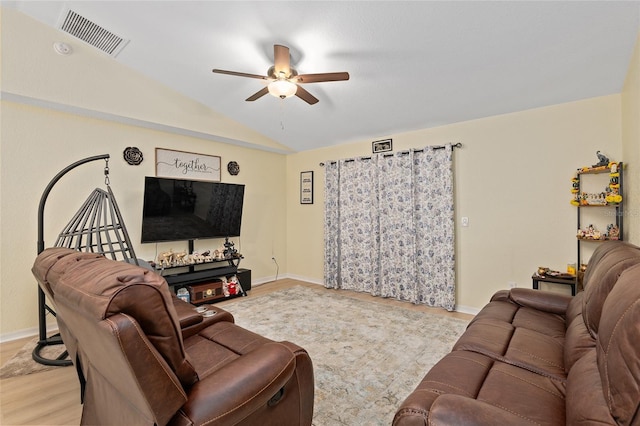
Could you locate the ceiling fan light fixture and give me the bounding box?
[268,79,297,99]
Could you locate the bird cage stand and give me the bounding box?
[33,154,138,366]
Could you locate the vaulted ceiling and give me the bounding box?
[5,1,639,152]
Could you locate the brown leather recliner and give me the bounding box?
[32,247,314,426]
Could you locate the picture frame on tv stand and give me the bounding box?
[155,148,221,182]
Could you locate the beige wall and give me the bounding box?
[0,101,288,338]
[0,9,287,338]
[287,95,623,311]
[622,33,640,245]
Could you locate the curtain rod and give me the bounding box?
[319,142,462,166]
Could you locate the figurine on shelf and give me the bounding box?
[570,175,580,206]
[223,238,238,258]
[607,224,620,240]
[594,151,610,167]
[202,250,213,262]
[590,193,607,206]
[605,189,623,204]
[190,251,204,264]
[228,275,238,295]
[173,251,187,265]
[580,192,588,206]
[221,276,230,297]
[578,224,602,240]
[158,250,174,267]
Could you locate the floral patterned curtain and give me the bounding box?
[324,145,455,310]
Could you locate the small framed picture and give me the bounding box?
[300,171,314,204]
[372,139,393,153]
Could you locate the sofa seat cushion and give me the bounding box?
[476,361,566,425]
[453,297,567,378]
[397,350,494,418]
[467,294,567,339]
[503,327,565,377]
[511,306,566,338]
[452,318,514,355]
[395,349,567,425]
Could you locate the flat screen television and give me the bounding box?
[141,176,245,243]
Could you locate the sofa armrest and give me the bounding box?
[509,288,572,316]
[171,342,297,425]
[429,394,535,426]
[490,289,511,302]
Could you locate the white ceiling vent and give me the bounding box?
[57,9,129,57]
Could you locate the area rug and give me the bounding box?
[0,285,469,425]
[221,285,469,426]
[0,337,69,379]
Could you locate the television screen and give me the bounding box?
[141,176,244,243]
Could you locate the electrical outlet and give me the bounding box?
[461,217,469,227]
[508,281,517,289]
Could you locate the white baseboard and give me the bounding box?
[454,304,481,316]
[250,273,323,287]
[0,324,58,343]
[256,274,479,315]
[281,273,324,285]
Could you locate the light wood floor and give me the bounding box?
[0,279,472,425]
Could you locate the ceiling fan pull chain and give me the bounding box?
[280,98,286,130]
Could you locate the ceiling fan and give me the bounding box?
[212,44,349,105]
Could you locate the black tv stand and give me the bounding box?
[156,240,251,304]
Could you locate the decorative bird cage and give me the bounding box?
[54,185,137,263]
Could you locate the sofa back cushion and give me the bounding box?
[564,293,596,373]
[596,262,640,424]
[582,241,640,338]
[39,248,198,387]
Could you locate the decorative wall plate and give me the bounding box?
[123,147,143,165]
[227,161,240,176]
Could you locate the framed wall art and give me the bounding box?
[155,148,221,181]
[372,139,393,153]
[300,171,314,204]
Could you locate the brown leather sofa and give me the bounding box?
[394,240,640,425]
[32,247,314,426]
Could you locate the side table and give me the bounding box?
[532,274,577,296]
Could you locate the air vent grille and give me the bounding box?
[58,9,129,57]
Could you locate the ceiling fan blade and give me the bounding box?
[246,87,269,102]
[295,85,319,105]
[273,44,291,77]
[212,69,268,80]
[294,72,350,83]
